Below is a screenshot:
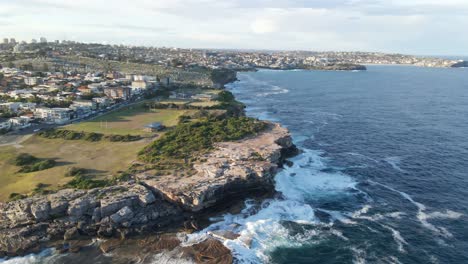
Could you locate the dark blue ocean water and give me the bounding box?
[215,65,468,263]
[2,65,467,264]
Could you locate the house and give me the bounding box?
[143,122,165,132]
[24,77,40,86]
[131,80,148,94]
[0,119,11,131]
[77,86,92,94]
[93,97,112,108]
[0,102,21,113]
[34,107,71,124]
[70,100,96,117]
[9,116,31,129]
[88,83,103,93]
[103,87,131,100]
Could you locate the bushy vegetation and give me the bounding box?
[65,175,109,189]
[12,154,56,173]
[9,193,27,201]
[19,159,56,173]
[65,167,87,177]
[13,153,38,166]
[139,117,267,164]
[38,129,142,142]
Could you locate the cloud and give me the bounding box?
[0,0,467,55]
[251,18,277,34]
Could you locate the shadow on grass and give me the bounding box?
[84,105,150,124]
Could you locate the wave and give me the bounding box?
[383,156,406,172]
[368,180,463,238]
[182,148,359,263]
[0,249,55,264]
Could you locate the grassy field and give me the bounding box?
[0,136,148,202]
[65,104,190,136]
[189,101,220,107]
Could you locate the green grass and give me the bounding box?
[0,136,147,201]
[65,103,191,136]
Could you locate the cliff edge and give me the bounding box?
[0,122,297,257]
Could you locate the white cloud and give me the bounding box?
[251,18,277,34]
[0,0,467,55]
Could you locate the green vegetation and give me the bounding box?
[38,129,142,142]
[0,136,147,201]
[139,117,267,166]
[9,193,26,201]
[19,159,56,173]
[65,167,87,177]
[12,153,56,173]
[13,153,38,166]
[65,175,109,189]
[65,103,189,135]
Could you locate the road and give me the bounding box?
[0,96,148,146]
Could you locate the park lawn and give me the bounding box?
[189,101,221,107]
[0,136,148,202]
[65,104,191,135]
[158,99,190,105]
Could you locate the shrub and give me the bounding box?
[9,193,26,201]
[139,117,267,164]
[39,129,142,142]
[19,159,56,173]
[13,153,38,166]
[65,167,86,177]
[65,175,109,189]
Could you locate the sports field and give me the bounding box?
[65,103,190,135]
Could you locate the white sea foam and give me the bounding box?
[0,249,55,264]
[383,156,406,172]
[382,224,408,253]
[368,180,462,238]
[148,251,194,264]
[182,149,359,263]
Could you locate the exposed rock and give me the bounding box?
[30,201,51,221]
[110,206,134,225]
[143,123,296,212]
[99,238,123,253]
[63,227,80,241]
[0,122,295,258]
[182,238,233,264]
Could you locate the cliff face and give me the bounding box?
[142,123,296,212]
[210,69,238,88]
[0,122,296,257]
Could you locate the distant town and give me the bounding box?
[0,36,466,134]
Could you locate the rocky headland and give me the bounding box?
[0,122,297,262]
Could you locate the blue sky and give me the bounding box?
[0,0,467,55]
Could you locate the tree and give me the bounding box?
[7,62,15,68]
[0,73,3,82]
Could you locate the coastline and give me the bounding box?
[0,76,299,263]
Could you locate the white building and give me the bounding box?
[131,80,148,94]
[34,108,71,124]
[24,77,40,86]
[0,102,21,112]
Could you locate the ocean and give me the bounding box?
[3,65,468,263]
[186,65,468,263]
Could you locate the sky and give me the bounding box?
[0,0,467,55]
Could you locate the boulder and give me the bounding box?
[110,206,134,225]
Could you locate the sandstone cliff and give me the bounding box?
[0,122,296,258]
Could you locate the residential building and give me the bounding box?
[24,77,40,86]
[34,107,71,124]
[103,87,131,100]
[0,102,21,112]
